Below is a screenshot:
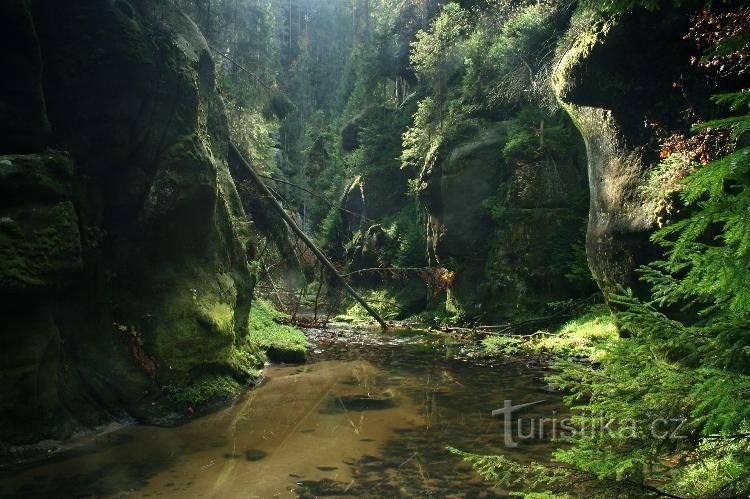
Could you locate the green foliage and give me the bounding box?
[481,335,524,356]
[318,205,346,257]
[646,90,750,324]
[340,289,403,322]
[638,151,697,226]
[502,106,577,163]
[464,1,570,109]
[459,326,750,496]
[546,89,750,497]
[447,448,576,498]
[403,1,575,171]
[542,294,750,496]
[402,0,588,321]
[248,299,308,363]
[168,374,242,407]
[401,96,441,171]
[482,186,508,223]
[463,90,750,497]
[410,3,470,93]
[375,205,428,268]
[578,0,675,15]
[225,102,278,171]
[671,439,750,496]
[502,124,541,164]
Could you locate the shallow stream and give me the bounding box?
[0,325,566,497]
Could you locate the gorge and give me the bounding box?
[1,0,748,497]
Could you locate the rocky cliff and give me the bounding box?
[418,116,591,322]
[0,0,263,450]
[552,7,706,300]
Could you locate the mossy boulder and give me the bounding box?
[0,152,74,205]
[0,151,81,292]
[248,300,308,364]
[0,201,82,291]
[0,0,264,448]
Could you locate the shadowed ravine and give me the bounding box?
[0,326,566,497]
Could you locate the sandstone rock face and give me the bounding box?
[552,9,697,299]
[0,0,262,447]
[418,121,590,321]
[0,0,50,153]
[341,177,367,235]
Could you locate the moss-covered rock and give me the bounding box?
[426,123,507,262]
[0,201,82,291]
[418,116,590,321]
[248,299,308,364]
[0,152,74,207]
[0,0,264,448]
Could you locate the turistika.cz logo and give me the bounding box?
[491,399,688,448]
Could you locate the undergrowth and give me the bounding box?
[481,304,617,361]
[248,299,308,363]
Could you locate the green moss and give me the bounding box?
[482,305,618,361]
[534,305,617,361]
[0,202,82,290]
[0,152,75,201]
[552,21,611,104]
[248,299,308,363]
[160,339,262,408]
[168,373,241,407]
[481,336,525,356]
[145,280,264,409]
[196,301,235,337]
[160,134,205,168]
[226,339,265,376]
[339,289,401,322]
[0,153,81,291]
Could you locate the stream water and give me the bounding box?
[0,325,567,498]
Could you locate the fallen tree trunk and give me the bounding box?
[475,314,572,335]
[341,267,433,277]
[229,143,388,330]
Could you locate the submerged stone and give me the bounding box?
[244,449,268,461]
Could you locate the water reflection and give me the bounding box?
[0,326,566,497]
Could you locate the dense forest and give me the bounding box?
[1,0,748,496]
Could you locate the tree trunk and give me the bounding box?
[229,143,389,330]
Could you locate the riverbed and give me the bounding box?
[0,325,566,497]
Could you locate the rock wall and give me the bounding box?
[552,8,701,299]
[0,0,263,449]
[418,120,591,321]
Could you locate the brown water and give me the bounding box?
[0,325,566,498]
